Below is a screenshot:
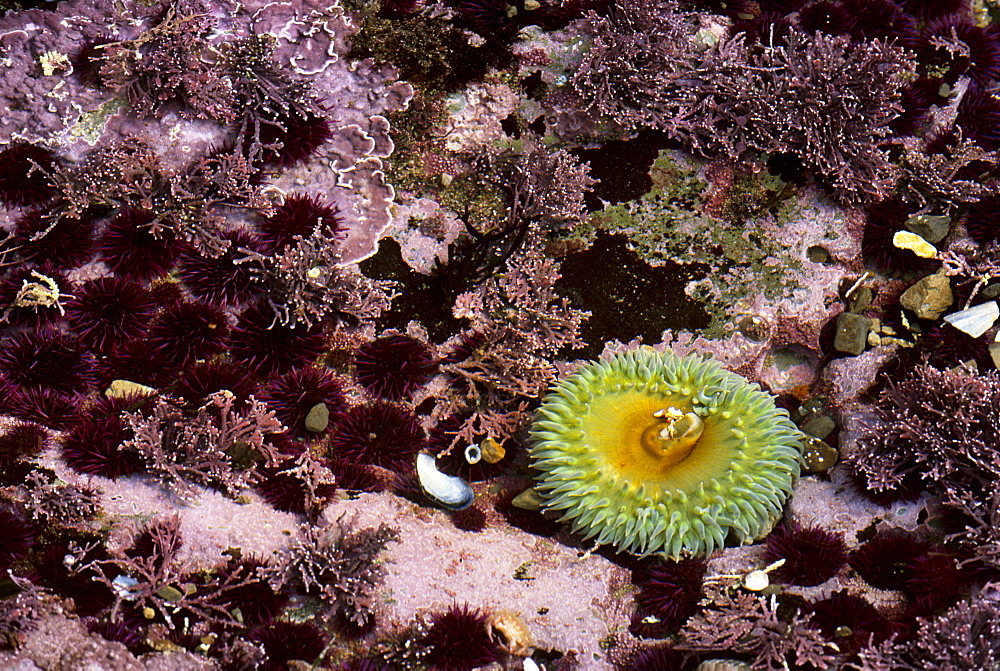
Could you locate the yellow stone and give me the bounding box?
[481,436,506,463]
[892,231,937,259]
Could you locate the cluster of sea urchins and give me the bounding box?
[529,347,803,558]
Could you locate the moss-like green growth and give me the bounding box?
[68,98,128,145]
[591,151,804,337]
[348,12,513,94]
[381,89,450,194]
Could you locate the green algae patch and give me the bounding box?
[590,151,805,337]
[68,98,127,145]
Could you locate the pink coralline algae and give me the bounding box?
[5,0,1000,667]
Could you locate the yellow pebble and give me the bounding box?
[892,231,937,259]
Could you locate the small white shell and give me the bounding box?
[464,443,482,464]
[417,452,475,510]
[943,301,999,338]
[743,570,769,591]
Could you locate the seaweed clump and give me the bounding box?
[849,364,1000,568]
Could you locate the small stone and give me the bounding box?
[801,436,839,473]
[697,661,752,671]
[990,342,1000,370]
[899,270,953,320]
[807,245,831,263]
[481,436,506,463]
[833,312,872,355]
[982,283,1000,300]
[847,286,873,314]
[800,415,836,440]
[511,487,547,510]
[105,379,157,399]
[304,402,329,432]
[943,301,1000,338]
[905,214,951,243]
[892,230,937,258]
[155,585,185,602]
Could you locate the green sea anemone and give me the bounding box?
[529,347,803,559]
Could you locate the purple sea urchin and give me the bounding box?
[964,192,1000,245]
[229,301,326,375]
[354,334,438,400]
[173,360,258,408]
[98,208,180,281]
[261,366,347,437]
[257,194,343,252]
[249,621,329,670]
[0,420,48,468]
[256,111,334,168]
[0,505,37,570]
[419,603,498,671]
[919,16,1000,88]
[211,556,288,627]
[327,401,426,470]
[65,277,158,353]
[4,387,83,431]
[14,206,97,269]
[808,590,891,650]
[633,558,707,631]
[178,229,264,306]
[0,141,58,207]
[763,522,849,586]
[62,415,144,479]
[147,300,231,365]
[849,529,930,591]
[0,329,93,394]
[529,348,803,558]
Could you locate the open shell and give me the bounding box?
[416,452,475,510]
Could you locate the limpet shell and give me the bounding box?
[416,452,475,510]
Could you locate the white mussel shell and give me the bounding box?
[417,452,475,510]
[943,301,999,338]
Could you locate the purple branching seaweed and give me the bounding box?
[238,223,395,329]
[262,516,399,630]
[93,1,232,121]
[18,469,101,525]
[434,245,590,450]
[907,586,1000,669]
[0,575,44,649]
[121,391,285,501]
[849,364,1000,566]
[444,141,595,285]
[81,515,279,631]
[896,134,996,215]
[570,0,913,204]
[678,583,840,670]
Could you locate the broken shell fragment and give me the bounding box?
[416,452,475,510]
[464,443,482,464]
[942,301,999,338]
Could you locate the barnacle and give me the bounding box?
[529,347,803,559]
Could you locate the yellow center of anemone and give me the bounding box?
[580,389,739,493]
[640,407,704,465]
